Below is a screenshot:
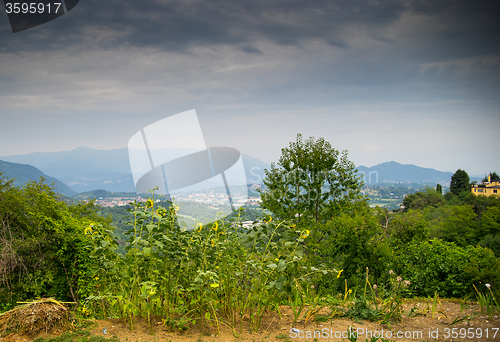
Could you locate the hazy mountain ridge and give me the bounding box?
[0,159,77,196]
[0,146,131,174]
[1,147,481,194]
[0,147,270,193]
[358,161,454,185]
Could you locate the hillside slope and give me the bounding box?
[0,159,77,196]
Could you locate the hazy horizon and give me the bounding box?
[0,144,489,176]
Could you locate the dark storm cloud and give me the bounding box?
[408,0,500,59]
[0,0,407,51]
[75,0,406,49]
[1,0,499,63]
[0,0,497,64]
[1,0,499,112]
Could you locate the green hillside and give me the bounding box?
[0,159,77,197]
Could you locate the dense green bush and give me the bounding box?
[394,239,500,298]
[309,204,392,292]
[433,205,478,246]
[402,188,444,212]
[0,174,109,304]
[464,192,500,217]
[387,209,429,245]
[480,206,500,236]
[479,234,500,256]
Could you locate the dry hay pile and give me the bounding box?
[0,298,72,337]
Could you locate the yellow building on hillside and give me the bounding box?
[471,175,500,197]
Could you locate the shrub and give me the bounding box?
[402,188,445,212]
[0,175,104,303]
[433,205,477,246]
[387,209,429,246]
[479,234,500,257]
[309,207,392,292]
[395,239,500,298]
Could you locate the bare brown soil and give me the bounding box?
[4,300,500,342]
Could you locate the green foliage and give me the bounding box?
[259,134,362,224]
[450,169,470,196]
[463,192,500,217]
[436,183,442,194]
[423,195,500,248]
[480,206,500,236]
[433,205,477,247]
[310,204,391,290]
[402,188,444,212]
[394,239,500,298]
[377,270,412,323]
[479,234,500,256]
[482,171,500,183]
[422,204,451,224]
[473,283,500,318]
[98,202,267,256]
[0,173,107,303]
[346,298,379,321]
[4,145,500,338]
[387,209,429,246]
[86,192,328,331]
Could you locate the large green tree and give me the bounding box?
[259,134,363,223]
[450,169,470,196]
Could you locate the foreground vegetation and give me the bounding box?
[1,135,499,337]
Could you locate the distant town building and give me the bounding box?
[471,175,500,197]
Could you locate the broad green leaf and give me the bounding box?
[277,259,287,272]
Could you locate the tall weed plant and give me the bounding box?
[85,191,328,332]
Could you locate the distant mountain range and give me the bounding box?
[357,161,463,186]
[0,147,480,194]
[0,159,77,196]
[0,147,270,193]
[0,147,135,193]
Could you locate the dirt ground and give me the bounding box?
[4,300,500,342]
[89,300,500,342]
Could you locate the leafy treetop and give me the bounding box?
[482,171,500,183]
[258,134,363,224]
[450,169,470,196]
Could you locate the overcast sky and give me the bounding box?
[1,0,499,175]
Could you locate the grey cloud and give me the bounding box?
[2,0,408,51]
[1,0,499,114]
[2,0,499,63]
[241,46,262,54]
